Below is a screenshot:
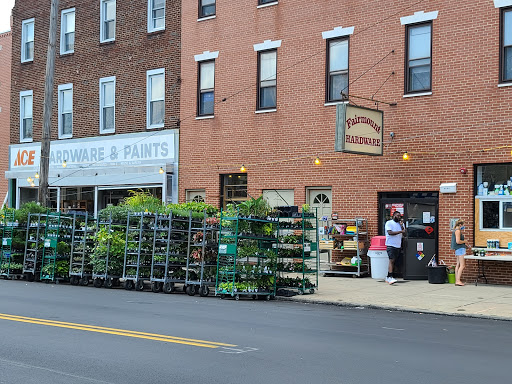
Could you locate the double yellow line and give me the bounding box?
[0,313,236,349]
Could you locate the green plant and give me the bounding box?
[123,190,165,213]
[14,202,47,225]
[302,204,310,213]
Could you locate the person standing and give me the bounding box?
[385,210,405,285]
[451,219,468,286]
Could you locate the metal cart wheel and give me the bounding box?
[220,294,226,299]
[70,276,79,285]
[135,280,144,291]
[151,282,162,293]
[93,278,103,288]
[182,285,188,293]
[104,278,114,289]
[235,294,240,301]
[26,273,35,282]
[265,295,271,301]
[124,280,134,290]
[79,277,89,286]
[199,286,210,297]
[162,282,174,294]
[309,289,315,294]
[298,289,304,295]
[186,285,196,296]
[252,295,257,300]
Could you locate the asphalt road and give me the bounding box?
[0,280,510,384]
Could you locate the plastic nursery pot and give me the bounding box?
[447,273,456,284]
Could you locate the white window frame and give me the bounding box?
[146,68,165,129]
[99,76,116,134]
[19,90,33,143]
[58,83,73,139]
[60,8,75,55]
[100,0,116,43]
[147,0,166,33]
[21,18,35,63]
[478,197,512,231]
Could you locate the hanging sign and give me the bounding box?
[335,104,384,156]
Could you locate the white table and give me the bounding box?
[465,254,512,285]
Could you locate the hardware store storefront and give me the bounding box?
[5,130,179,214]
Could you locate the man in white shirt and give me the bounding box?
[384,211,405,285]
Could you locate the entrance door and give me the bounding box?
[379,193,438,280]
[307,188,332,219]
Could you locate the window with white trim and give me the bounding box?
[21,18,34,63]
[501,7,512,82]
[405,22,432,94]
[258,50,277,110]
[259,0,276,5]
[199,0,215,18]
[58,84,73,139]
[148,0,165,32]
[147,69,165,129]
[100,76,115,133]
[100,0,116,43]
[20,90,33,142]
[198,60,215,116]
[60,8,75,55]
[326,38,349,102]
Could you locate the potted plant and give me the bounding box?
[447,265,456,284]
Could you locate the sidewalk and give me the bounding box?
[279,276,512,321]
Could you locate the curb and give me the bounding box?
[274,296,512,322]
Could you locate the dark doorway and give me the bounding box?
[379,192,439,280]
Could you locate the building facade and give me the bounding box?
[8,0,181,214]
[0,30,12,204]
[180,0,512,284]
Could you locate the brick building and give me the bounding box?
[0,30,12,204]
[180,0,512,284]
[8,0,181,214]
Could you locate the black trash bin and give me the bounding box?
[427,266,446,284]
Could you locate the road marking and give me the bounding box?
[382,327,405,331]
[0,313,236,349]
[0,357,114,383]
[219,347,259,354]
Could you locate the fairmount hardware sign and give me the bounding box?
[335,104,384,156]
[9,130,177,170]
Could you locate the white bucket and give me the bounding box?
[368,249,389,279]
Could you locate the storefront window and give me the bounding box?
[482,201,499,229]
[503,202,512,228]
[221,174,247,208]
[476,163,512,191]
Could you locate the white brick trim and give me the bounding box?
[322,26,354,40]
[400,11,439,25]
[253,39,281,52]
[194,50,219,62]
[495,0,512,8]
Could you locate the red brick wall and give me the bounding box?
[179,0,512,284]
[0,30,12,202]
[10,0,181,144]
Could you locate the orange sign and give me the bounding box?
[13,150,36,166]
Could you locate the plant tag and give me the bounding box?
[304,243,311,252]
[219,244,227,254]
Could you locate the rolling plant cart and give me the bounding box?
[69,213,96,286]
[216,209,278,301]
[40,212,74,283]
[276,210,319,295]
[185,210,219,297]
[150,213,172,293]
[0,209,24,279]
[23,213,46,282]
[123,212,155,291]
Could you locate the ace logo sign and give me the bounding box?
[13,150,36,166]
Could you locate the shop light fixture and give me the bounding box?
[314,157,321,165]
[35,172,40,179]
[30,182,35,187]
[159,167,164,174]
[402,152,409,161]
[62,160,67,168]
[240,165,246,173]
[27,177,32,183]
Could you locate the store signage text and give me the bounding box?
[335,104,384,156]
[9,131,176,170]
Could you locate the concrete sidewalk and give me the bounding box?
[280,276,512,321]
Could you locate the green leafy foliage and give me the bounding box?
[14,202,47,225]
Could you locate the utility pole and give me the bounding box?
[38,0,59,206]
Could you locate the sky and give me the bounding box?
[0,0,15,33]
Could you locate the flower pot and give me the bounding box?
[447,273,456,284]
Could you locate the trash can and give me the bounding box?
[368,236,388,279]
[427,266,446,284]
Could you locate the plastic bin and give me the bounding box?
[427,266,446,284]
[368,249,388,279]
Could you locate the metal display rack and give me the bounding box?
[276,210,319,295]
[0,209,24,279]
[185,211,218,297]
[216,210,278,300]
[40,212,74,282]
[23,213,46,282]
[320,218,369,277]
[150,213,172,292]
[123,212,155,291]
[69,213,96,286]
[161,212,190,293]
[92,212,124,289]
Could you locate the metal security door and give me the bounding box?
[404,202,438,280]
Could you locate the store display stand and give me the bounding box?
[69,213,96,286]
[23,213,45,282]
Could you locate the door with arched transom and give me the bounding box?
[307,188,332,220]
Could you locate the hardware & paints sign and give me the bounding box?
[335,105,383,156]
[9,131,176,170]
